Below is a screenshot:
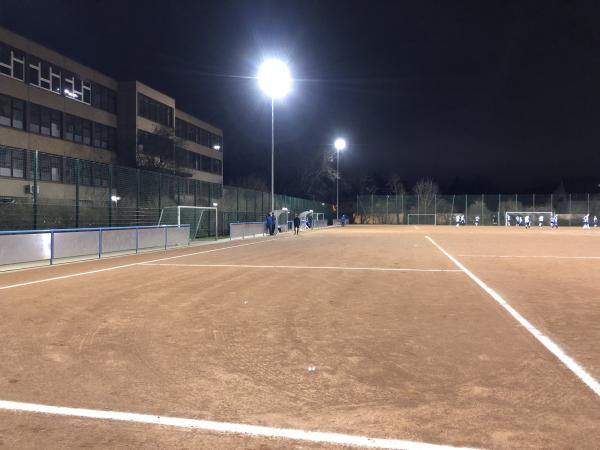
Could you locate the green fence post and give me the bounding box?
[108,164,113,227]
[136,169,140,226]
[33,150,38,229]
[75,158,80,228]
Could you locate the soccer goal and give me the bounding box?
[407,213,436,225]
[158,206,218,239]
[504,211,552,226]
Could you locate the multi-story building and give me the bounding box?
[0,26,223,194]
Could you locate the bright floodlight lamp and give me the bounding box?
[110,195,121,203]
[213,145,221,151]
[334,138,347,152]
[212,202,218,207]
[257,59,291,99]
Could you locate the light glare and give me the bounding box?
[257,59,291,99]
[334,138,347,151]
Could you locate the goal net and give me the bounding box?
[407,213,436,225]
[158,206,218,239]
[504,211,553,226]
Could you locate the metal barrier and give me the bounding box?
[0,225,190,267]
[229,222,266,240]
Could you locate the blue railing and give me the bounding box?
[0,225,190,267]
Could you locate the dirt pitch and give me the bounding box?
[1,225,600,449]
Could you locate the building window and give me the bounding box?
[91,82,117,114]
[39,153,62,182]
[138,93,173,127]
[93,122,117,150]
[65,114,92,145]
[174,118,222,151]
[29,103,61,138]
[137,129,173,161]
[63,73,91,105]
[0,94,25,130]
[12,150,24,178]
[28,58,62,94]
[0,147,11,177]
[0,96,10,127]
[29,104,41,134]
[0,44,24,81]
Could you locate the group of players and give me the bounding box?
[454,213,599,228]
[505,213,598,229]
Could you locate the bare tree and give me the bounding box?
[412,178,439,214]
[386,173,405,223]
[298,150,334,199]
[386,173,405,195]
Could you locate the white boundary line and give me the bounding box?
[425,235,600,398]
[457,254,600,260]
[0,239,276,291]
[140,263,462,273]
[0,400,475,450]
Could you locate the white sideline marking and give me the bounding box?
[141,263,462,273]
[0,400,474,450]
[0,240,275,291]
[426,236,600,398]
[457,254,600,260]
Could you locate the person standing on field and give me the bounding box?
[271,212,277,235]
[293,215,300,235]
[266,213,273,236]
[583,214,590,229]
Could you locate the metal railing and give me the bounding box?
[0,224,190,267]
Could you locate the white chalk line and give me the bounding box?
[0,239,277,291]
[426,236,600,398]
[457,254,600,260]
[0,400,474,450]
[140,263,462,273]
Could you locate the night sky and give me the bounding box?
[2,0,600,197]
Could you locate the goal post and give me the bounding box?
[158,206,218,240]
[407,213,436,225]
[504,211,553,226]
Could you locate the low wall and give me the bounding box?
[0,225,190,267]
[229,222,266,240]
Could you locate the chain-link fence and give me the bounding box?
[356,194,600,226]
[0,146,332,237]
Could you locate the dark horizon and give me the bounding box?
[2,0,600,198]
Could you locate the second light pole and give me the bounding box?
[334,137,346,222]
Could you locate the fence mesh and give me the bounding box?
[356,194,600,226]
[0,146,332,236]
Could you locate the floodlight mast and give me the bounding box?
[257,59,291,213]
[334,138,347,222]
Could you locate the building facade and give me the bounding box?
[0,26,223,192]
